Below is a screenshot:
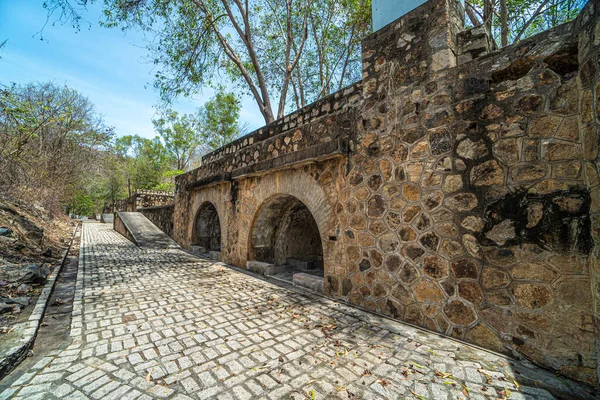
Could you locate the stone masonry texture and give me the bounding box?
[173,0,600,385]
[2,222,599,399]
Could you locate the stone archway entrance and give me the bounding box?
[249,194,324,284]
[193,202,221,253]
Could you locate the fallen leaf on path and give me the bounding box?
[376,379,390,388]
[409,389,426,400]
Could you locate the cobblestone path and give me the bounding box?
[1,222,596,400]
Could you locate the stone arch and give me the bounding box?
[238,169,338,276]
[185,184,229,252]
[192,201,221,251]
[250,194,324,273]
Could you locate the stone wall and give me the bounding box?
[174,0,600,384]
[139,205,174,238]
[113,212,136,245]
[578,0,600,385]
[115,190,174,212]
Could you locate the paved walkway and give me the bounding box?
[0,222,596,399]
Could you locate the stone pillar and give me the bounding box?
[576,0,600,383]
[362,0,464,100]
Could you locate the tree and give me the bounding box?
[45,0,372,124]
[196,90,243,153]
[0,81,113,213]
[291,0,371,109]
[465,0,585,47]
[113,134,167,191]
[152,110,200,171]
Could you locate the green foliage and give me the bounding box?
[0,81,113,214]
[68,193,96,216]
[466,0,585,46]
[91,0,372,123]
[112,134,167,191]
[196,90,243,151]
[153,110,200,171]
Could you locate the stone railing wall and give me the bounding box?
[114,190,175,212]
[139,205,174,238]
[174,0,600,384]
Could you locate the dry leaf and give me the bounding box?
[376,379,390,388]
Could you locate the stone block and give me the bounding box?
[209,251,221,261]
[292,273,324,294]
[190,246,207,254]
[246,261,276,276]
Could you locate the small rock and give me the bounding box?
[0,227,12,236]
[8,264,51,284]
[0,303,14,314]
[17,284,31,292]
[0,235,16,244]
[5,297,30,306]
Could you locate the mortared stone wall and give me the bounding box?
[174,0,600,384]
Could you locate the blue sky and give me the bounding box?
[0,0,264,139]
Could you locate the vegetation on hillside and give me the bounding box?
[0,82,243,216]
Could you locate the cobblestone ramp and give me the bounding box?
[0,222,596,400]
[117,212,179,249]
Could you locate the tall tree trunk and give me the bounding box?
[484,0,493,33]
[500,0,508,47]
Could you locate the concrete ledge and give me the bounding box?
[293,273,324,295]
[0,223,79,380]
[246,261,276,276]
[186,173,232,191]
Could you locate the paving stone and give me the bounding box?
[1,222,596,400]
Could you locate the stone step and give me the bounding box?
[246,261,275,276]
[293,273,324,294]
[209,251,221,261]
[190,245,207,254]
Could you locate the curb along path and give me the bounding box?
[0,222,596,400]
[0,223,79,381]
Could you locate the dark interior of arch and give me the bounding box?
[194,202,221,251]
[251,195,323,274]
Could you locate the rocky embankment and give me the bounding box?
[0,198,73,333]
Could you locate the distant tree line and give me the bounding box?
[0,82,112,215]
[0,81,243,216]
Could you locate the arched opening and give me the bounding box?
[250,194,324,280]
[193,202,221,252]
